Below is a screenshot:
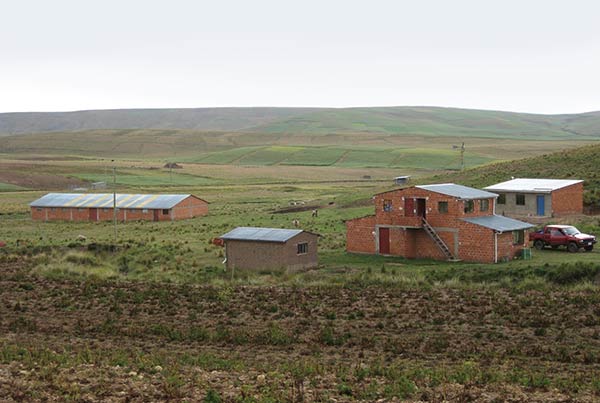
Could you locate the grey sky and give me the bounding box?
[2,0,599,114]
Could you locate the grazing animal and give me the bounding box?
[311,209,318,218]
[292,219,300,228]
[76,234,87,242]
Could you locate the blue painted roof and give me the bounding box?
[417,183,497,199]
[220,227,306,243]
[30,193,196,209]
[462,215,534,232]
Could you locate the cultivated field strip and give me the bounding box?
[1,263,599,401]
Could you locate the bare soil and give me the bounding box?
[1,262,599,402]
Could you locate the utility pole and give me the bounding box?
[112,160,117,242]
[452,142,465,171]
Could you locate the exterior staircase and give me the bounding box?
[421,218,458,261]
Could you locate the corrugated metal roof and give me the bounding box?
[416,183,498,199]
[220,227,305,243]
[30,193,193,209]
[462,215,534,232]
[484,178,583,193]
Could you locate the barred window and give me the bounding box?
[516,194,525,206]
[497,194,506,204]
[479,199,489,212]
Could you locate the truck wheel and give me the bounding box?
[567,242,579,253]
[585,246,594,251]
[533,240,545,250]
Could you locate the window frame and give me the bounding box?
[438,201,448,214]
[479,199,489,212]
[497,194,506,205]
[513,230,525,245]
[162,209,170,215]
[382,199,392,212]
[516,194,526,206]
[464,200,474,214]
[297,242,308,255]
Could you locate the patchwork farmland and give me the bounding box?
[1,112,600,401]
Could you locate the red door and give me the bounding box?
[88,208,97,221]
[379,227,390,254]
[404,198,414,216]
[153,209,159,222]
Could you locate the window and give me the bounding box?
[497,194,506,204]
[142,208,148,213]
[516,194,525,206]
[438,201,448,214]
[479,199,489,212]
[162,209,170,215]
[36,208,42,212]
[383,199,392,212]
[464,200,474,213]
[78,208,85,212]
[62,208,68,212]
[103,208,109,212]
[513,230,524,245]
[297,242,308,254]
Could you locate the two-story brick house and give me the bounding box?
[346,183,534,263]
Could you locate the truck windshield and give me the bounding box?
[562,227,580,235]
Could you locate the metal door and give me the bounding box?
[153,209,160,221]
[379,227,390,254]
[536,195,545,216]
[88,208,97,221]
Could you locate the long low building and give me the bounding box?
[30,193,208,222]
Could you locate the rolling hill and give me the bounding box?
[2,106,600,139]
[425,143,600,205]
[0,107,323,135]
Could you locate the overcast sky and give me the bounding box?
[2,0,599,114]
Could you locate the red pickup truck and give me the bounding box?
[530,225,597,252]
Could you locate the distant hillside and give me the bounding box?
[2,106,600,140]
[0,107,323,135]
[425,143,600,205]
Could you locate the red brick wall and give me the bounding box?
[346,215,376,254]
[497,230,529,262]
[374,187,496,228]
[551,183,583,216]
[171,196,209,220]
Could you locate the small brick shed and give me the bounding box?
[346,183,534,263]
[484,178,583,217]
[30,193,208,222]
[220,227,319,272]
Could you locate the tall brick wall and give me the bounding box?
[346,215,376,254]
[551,183,583,216]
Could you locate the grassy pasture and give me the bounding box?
[2,162,600,401]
